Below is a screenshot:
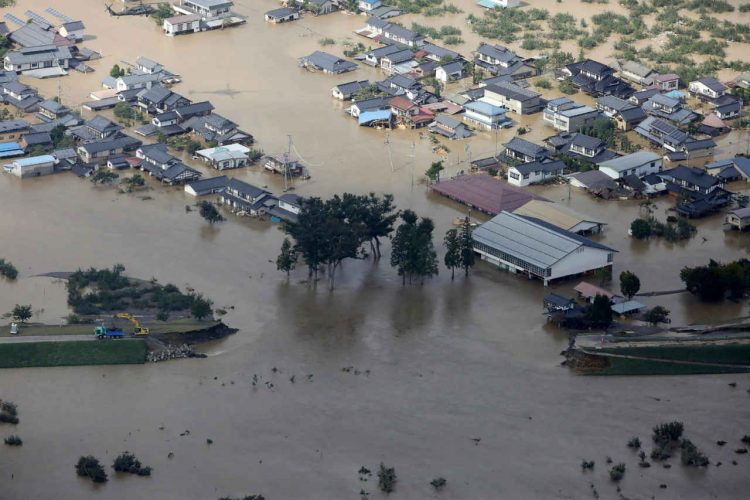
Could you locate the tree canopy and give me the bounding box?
[199,201,225,225]
[619,271,641,300]
[680,259,750,301]
[391,210,439,285]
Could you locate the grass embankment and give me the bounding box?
[0,319,221,338]
[0,340,147,369]
[594,343,750,376]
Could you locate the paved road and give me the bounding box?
[0,334,96,344]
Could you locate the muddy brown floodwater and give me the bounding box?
[0,1,749,498]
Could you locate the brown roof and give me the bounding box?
[430,174,547,215]
[389,96,416,111]
[574,281,613,299]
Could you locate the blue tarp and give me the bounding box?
[358,109,391,126]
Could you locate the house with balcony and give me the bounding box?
[548,133,619,166]
[503,137,548,163]
[542,97,599,133]
[173,0,233,19]
[463,100,512,130]
[659,165,730,217]
[379,49,415,74]
[641,94,698,125]
[77,135,142,166]
[654,73,679,91]
[483,81,542,115]
[381,23,425,47]
[598,151,661,180]
[219,178,275,216]
[428,114,473,139]
[363,44,401,66]
[635,116,716,158]
[712,94,743,120]
[688,76,727,101]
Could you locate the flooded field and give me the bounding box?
[0,1,749,498]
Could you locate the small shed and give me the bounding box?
[611,300,645,316]
[574,281,614,303]
[543,293,576,312]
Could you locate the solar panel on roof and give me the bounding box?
[24,10,53,30]
[4,13,26,28]
[45,7,73,23]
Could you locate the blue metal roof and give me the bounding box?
[358,109,391,125]
[13,155,56,167]
[0,141,22,152]
[465,100,507,116]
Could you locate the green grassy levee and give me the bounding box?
[0,339,147,368]
[593,343,750,376]
[1,319,220,337]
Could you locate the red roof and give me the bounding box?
[390,96,417,111]
[655,73,679,82]
[430,174,547,215]
[574,281,613,299]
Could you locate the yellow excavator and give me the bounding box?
[115,313,150,336]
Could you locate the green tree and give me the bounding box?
[378,463,397,494]
[644,305,670,325]
[619,271,641,299]
[459,217,475,276]
[11,304,32,323]
[443,228,460,280]
[630,218,652,239]
[391,210,438,285]
[190,294,213,320]
[286,197,328,280]
[586,294,612,328]
[151,3,173,25]
[75,456,108,483]
[199,201,225,225]
[343,193,398,259]
[425,160,445,183]
[276,238,297,279]
[50,124,73,148]
[680,260,727,301]
[109,64,124,78]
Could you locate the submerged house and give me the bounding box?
[641,94,698,125]
[618,61,657,87]
[503,137,548,163]
[163,14,202,36]
[597,151,661,180]
[472,211,616,286]
[659,165,730,217]
[473,43,536,80]
[264,8,300,24]
[463,100,512,130]
[332,80,370,100]
[4,45,72,73]
[299,51,357,74]
[688,76,727,101]
[561,59,633,99]
[174,0,234,19]
[218,178,274,216]
[1,81,42,113]
[483,81,543,115]
[196,143,251,170]
[596,95,646,131]
[507,159,566,187]
[136,143,201,184]
[428,114,473,140]
[77,135,142,165]
[542,98,599,133]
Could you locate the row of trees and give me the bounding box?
[681,259,750,301]
[277,194,475,288]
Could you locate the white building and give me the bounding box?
[164,14,202,36]
[358,0,382,11]
[542,98,599,133]
[174,0,233,19]
[477,0,521,8]
[6,155,56,178]
[195,143,251,170]
[507,160,566,187]
[598,151,661,180]
[472,211,616,285]
[688,77,727,100]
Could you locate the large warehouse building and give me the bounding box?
[472,211,616,285]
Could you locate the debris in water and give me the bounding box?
[289,375,295,383]
[729,382,737,387]
[167,452,174,459]
[471,438,481,445]
[717,440,727,446]
[206,439,213,445]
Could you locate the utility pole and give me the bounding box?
[283,134,292,192]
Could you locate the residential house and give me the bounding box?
[726,207,750,231]
[596,95,646,130]
[196,143,251,170]
[704,156,750,182]
[77,135,142,165]
[1,81,42,113]
[688,76,727,100]
[294,0,337,15]
[472,211,616,286]
[369,5,402,19]
[20,131,53,153]
[567,170,618,193]
[363,44,401,67]
[111,73,163,92]
[474,43,536,79]
[635,116,688,152]
[106,155,131,170]
[264,8,300,23]
[463,100,512,130]
[184,175,229,196]
[270,193,302,223]
[135,57,164,75]
[0,119,30,142]
[513,199,606,235]
[182,113,252,145]
[381,23,425,47]
[660,165,725,195]
[642,94,698,125]
[84,115,123,141]
[654,73,680,91]
[552,133,619,165]
[219,178,275,216]
[174,0,234,19]
[263,154,307,177]
[163,14,202,36]
[174,101,215,121]
[618,61,657,86]
[7,155,56,178]
[428,114,473,139]
[136,142,201,184]
[58,20,85,40]
[137,85,191,114]
[659,165,730,217]
[37,99,70,121]
[598,151,661,180]
[348,96,391,117]
[299,51,357,74]
[542,97,599,133]
[562,59,633,98]
[712,94,743,120]
[420,43,460,63]
[732,72,750,90]
[641,173,667,195]
[358,0,382,12]
[332,80,370,100]
[629,88,660,106]
[364,16,390,35]
[380,49,415,74]
[697,114,730,137]
[504,137,549,163]
[3,45,72,73]
[483,82,543,115]
[435,60,465,84]
[507,159,566,187]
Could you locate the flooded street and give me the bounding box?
[1,1,749,498]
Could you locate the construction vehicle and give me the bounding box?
[115,313,150,336]
[10,322,18,335]
[94,325,124,339]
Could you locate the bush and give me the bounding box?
[378,463,397,493]
[76,456,108,483]
[644,305,670,325]
[653,421,684,447]
[559,80,577,94]
[113,452,152,476]
[534,78,552,89]
[630,218,652,239]
[609,463,626,481]
[627,437,641,449]
[4,435,22,446]
[681,439,709,466]
[319,37,335,46]
[0,258,18,280]
[430,477,447,490]
[0,400,19,424]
